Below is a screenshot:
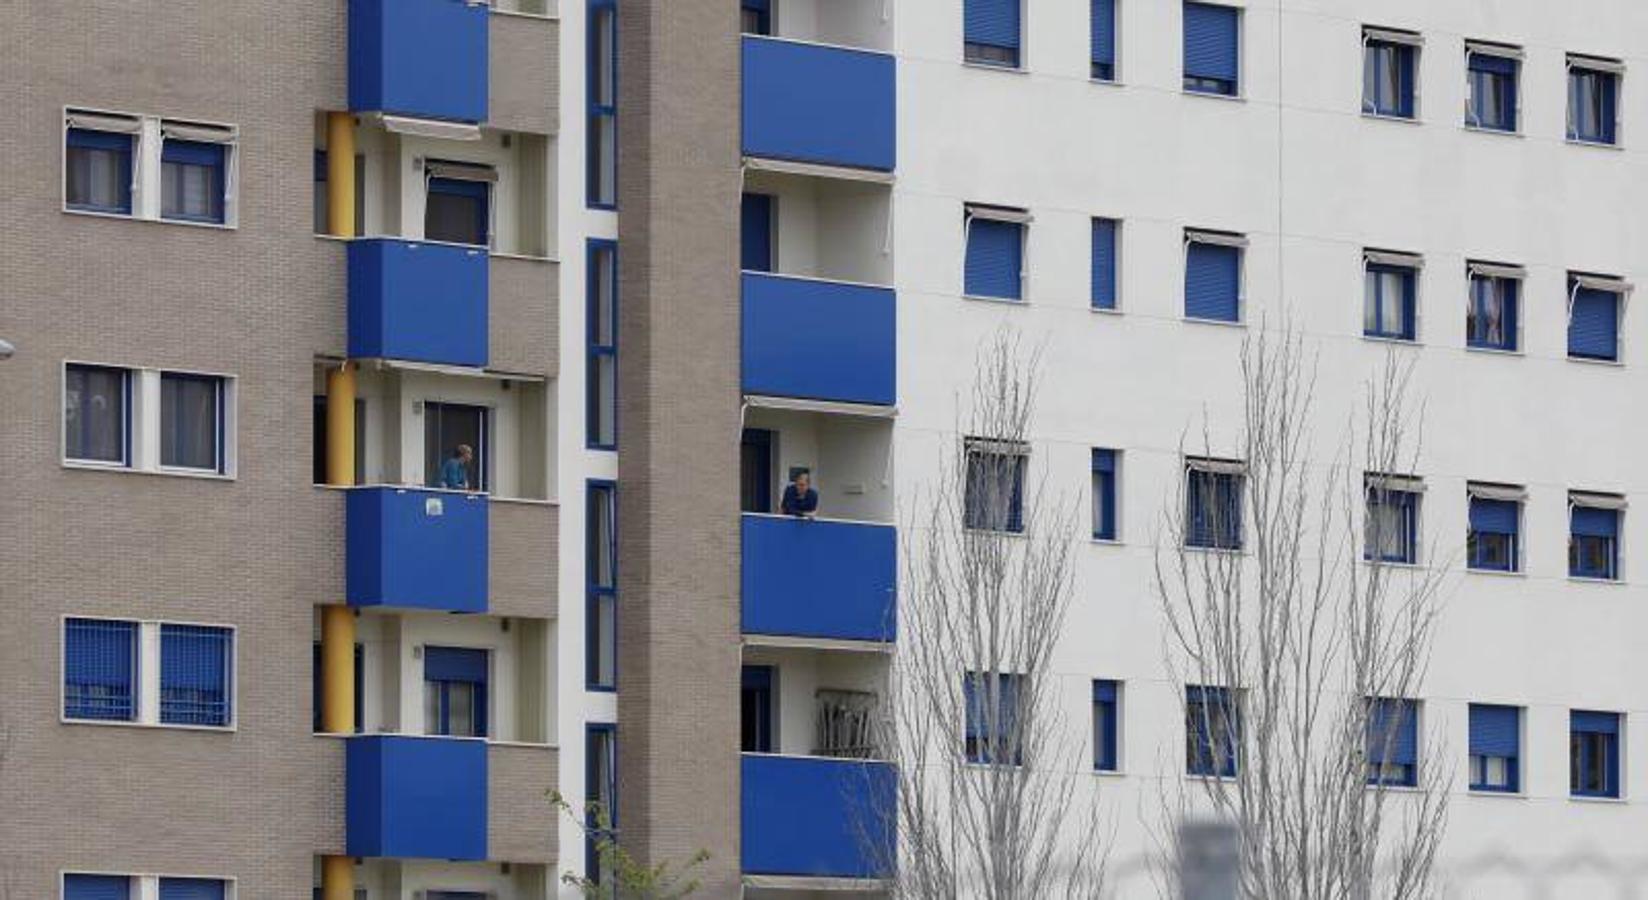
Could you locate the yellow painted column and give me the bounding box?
[326,111,356,238]
[321,853,354,900]
[322,356,358,900]
[325,362,356,488]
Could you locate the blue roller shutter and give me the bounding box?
[965,0,1021,56]
[1573,506,1619,538]
[1091,0,1116,78]
[158,879,226,900]
[966,219,1024,301]
[65,875,131,900]
[1184,3,1239,85]
[1573,710,1619,734]
[1470,705,1519,757]
[1568,287,1618,359]
[1185,242,1240,322]
[425,646,489,682]
[1091,218,1117,309]
[1470,498,1518,532]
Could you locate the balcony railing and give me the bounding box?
[741,36,896,171]
[347,735,488,860]
[741,754,896,879]
[741,272,896,406]
[349,0,490,123]
[348,238,489,367]
[347,486,489,613]
[742,514,896,643]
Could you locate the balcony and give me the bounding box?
[743,515,895,643]
[741,36,895,172]
[349,0,489,123]
[741,754,896,880]
[347,734,488,860]
[742,272,895,406]
[348,238,489,368]
[347,486,489,614]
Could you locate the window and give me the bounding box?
[1091,218,1118,310]
[1571,710,1621,798]
[424,646,489,738]
[964,671,1022,765]
[1568,55,1622,145]
[1469,704,1521,793]
[1185,459,1244,550]
[964,437,1028,533]
[424,168,493,247]
[64,874,132,900]
[1467,483,1524,573]
[1184,230,1244,322]
[423,401,488,491]
[741,193,774,273]
[586,724,618,886]
[161,140,226,224]
[1183,2,1239,96]
[65,364,130,465]
[1186,685,1238,777]
[1362,28,1419,118]
[1365,697,1419,787]
[64,618,138,722]
[66,876,228,900]
[741,0,770,35]
[1092,449,1118,540]
[1092,680,1119,771]
[311,641,364,733]
[964,206,1028,301]
[1466,263,1522,351]
[159,624,233,727]
[1363,251,1419,341]
[65,127,134,215]
[741,665,774,752]
[587,0,618,208]
[1364,474,1421,564]
[1091,0,1116,80]
[1570,492,1624,581]
[1568,273,1628,362]
[587,240,618,449]
[160,372,226,473]
[1466,43,1520,132]
[587,480,618,690]
[964,0,1021,68]
[157,878,227,900]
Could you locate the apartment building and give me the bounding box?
[3,0,1647,898]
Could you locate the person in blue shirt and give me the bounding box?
[440,444,474,491]
[780,469,818,517]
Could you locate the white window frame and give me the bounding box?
[1464,261,1526,355]
[60,615,239,732]
[1566,272,1633,364]
[1362,249,1424,343]
[1463,41,1525,135]
[1360,26,1424,121]
[1183,229,1248,325]
[62,361,238,479]
[1566,54,1626,148]
[962,203,1033,303]
[62,107,240,228]
[1569,490,1627,582]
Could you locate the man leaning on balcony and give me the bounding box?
[781,469,818,518]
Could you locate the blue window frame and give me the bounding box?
[1364,259,1417,340]
[1092,680,1119,771]
[965,213,1025,301]
[1186,685,1238,777]
[425,175,490,247]
[1091,218,1118,310]
[1183,2,1239,96]
[1570,499,1621,580]
[64,618,138,722]
[1466,47,1519,132]
[1467,268,1519,351]
[160,372,226,473]
[1362,32,1417,118]
[1364,478,1419,564]
[1090,0,1116,81]
[964,0,1021,68]
[65,363,132,466]
[1467,489,1521,572]
[1366,697,1419,788]
[159,624,233,727]
[157,878,227,900]
[741,0,770,35]
[1186,462,1243,550]
[964,438,1027,533]
[65,128,134,215]
[64,874,131,900]
[1570,710,1620,798]
[741,665,775,752]
[1469,704,1520,793]
[1568,275,1622,361]
[586,723,618,886]
[1092,448,1118,540]
[741,192,774,273]
[1568,58,1620,145]
[587,240,619,450]
[1185,233,1242,322]
[586,0,618,208]
[160,140,226,225]
[964,671,1022,765]
[586,480,618,691]
[424,646,489,737]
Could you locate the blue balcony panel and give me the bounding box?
[348,238,489,368]
[742,754,896,880]
[349,0,490,123]
[347,735,488,860]
[347,487,489,613]
[742,515,896,643]
[742,37,896,171]
[742,273,896,407]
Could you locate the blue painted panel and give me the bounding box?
[966,219,1023,300]
[1470,704,1519,757]
[1184,2,1239,82]
[348,239,489,367]
[1091,0,1116,66]
[1569,287,1618,359]
[346,734,488,860]
[741,272,896,406]
[349,0,489,123]
[741,515,897,642]
[965,0,1021,51]
[1091,218,1117,309]
[347,487,489,613]
[741,755,896,879]
[1185,242,1240,321]
[741,37,896,172]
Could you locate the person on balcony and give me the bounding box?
[440,444,475,491]
[780,469,818,518]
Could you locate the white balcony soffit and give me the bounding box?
[743,156,895,185]
[743,874,893,893]
[742,633,894,655]
[380,114,483,142]
[373,358,546,383]
[743,394,897,419]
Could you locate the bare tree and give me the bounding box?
[1154,324,1451,900]
[862,329,1106,900]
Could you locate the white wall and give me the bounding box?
[771,0,893,51]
